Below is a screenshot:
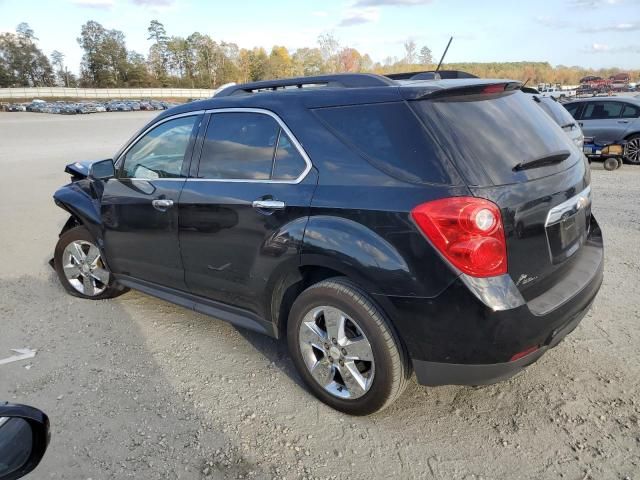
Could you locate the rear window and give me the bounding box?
[412,91,579,186]
[313,102,455,185]
[537,97,576,128]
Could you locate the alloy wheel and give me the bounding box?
[61,240,109,296]
[298,305,375,399]
[626,138,640,164]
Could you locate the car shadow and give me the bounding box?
[0,272,271,480]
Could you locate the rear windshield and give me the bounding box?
[412,91,579,186]
[313,102,456,185]
[536,97,577,128]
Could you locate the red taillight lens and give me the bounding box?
[411,197,507,277]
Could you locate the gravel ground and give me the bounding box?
[0,112,638,480]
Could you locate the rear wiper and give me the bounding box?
[513,150,571,171]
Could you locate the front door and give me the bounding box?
[179,110,316,317]
[101,113,202,290]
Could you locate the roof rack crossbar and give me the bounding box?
[215,73,395,97]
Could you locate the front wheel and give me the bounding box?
[287,278,410,415]
[54,226,126,300]
[624,134,640,164]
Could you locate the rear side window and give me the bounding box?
[412,91,578,186]
[197,112,308,181]
[582,102,623,120]
[622,103,640,119]
[198,112,278,180]
[313,102,454,184]
[273,132,307,180]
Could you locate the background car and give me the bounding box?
[564,97,640,164]
[532,95,585,149]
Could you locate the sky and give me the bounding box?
[1,0,639,74]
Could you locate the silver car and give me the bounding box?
[564,97,640,164]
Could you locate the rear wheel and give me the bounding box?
[54,226,126,300]
[624,134,640,164]
[603,157,619,171]
[287,278,410,415]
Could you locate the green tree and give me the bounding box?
[418,46,432,65]
[0,23,53,87]
[147,20,169,84]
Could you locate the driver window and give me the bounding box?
[121,115,197,179]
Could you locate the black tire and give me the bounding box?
[287,277,410,415]
[623,134,640,165]
[603,157,619,171]
[54,226,126,300]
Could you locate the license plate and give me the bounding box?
[546,209,588,264]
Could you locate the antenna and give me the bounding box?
[435,36,453,72]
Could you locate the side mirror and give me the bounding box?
[89,159,115,180]
[0,403,50,480]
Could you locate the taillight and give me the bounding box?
[411,197,507,277]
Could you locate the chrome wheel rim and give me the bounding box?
[62,240,109,296]
[626,138,640,164]
[298,306,375,400]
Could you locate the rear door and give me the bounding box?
[620,102,640,137]
[579,101,625,143]
[101,113,201,290]
[179,109,317,317]
[411,89,591,297]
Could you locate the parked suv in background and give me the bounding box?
[51,73,603,415]
[564,97,640,164]
[530,95,584,149]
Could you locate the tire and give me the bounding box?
[54,226,126,300]
[624,134,640,165]
[287,277,410,415]
[603,157,619,171]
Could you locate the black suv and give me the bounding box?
[52,73,603,415]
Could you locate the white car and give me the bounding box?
[540,87,576,100]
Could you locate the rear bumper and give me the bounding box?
[412,297,591,386]
[374,217,603,387]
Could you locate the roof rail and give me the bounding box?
[214,73,395,97]
[385,70,478,81]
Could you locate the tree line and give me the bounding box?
[0,20,637,90]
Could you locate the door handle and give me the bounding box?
[252,199,286,210]
[578,122,583,127]
[618,120,629,124]
[152,199,174,211]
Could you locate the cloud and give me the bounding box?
[130,0,175,5]
[71,0,115,8]
[567,0,630,7]
[312,10,329,17]
[584,42,640,53]
[354,0,432,5]
[338,7,380,27]
[534,15,569,28]
[579,21,640,32]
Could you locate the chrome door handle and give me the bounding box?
[152,199,174,211]
[252,200,286,210]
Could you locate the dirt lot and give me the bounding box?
[0,112,638,480]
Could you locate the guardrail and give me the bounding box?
[0,87,218,100]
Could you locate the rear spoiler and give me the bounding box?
[400,80,523,101]
[386,70,478,81]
